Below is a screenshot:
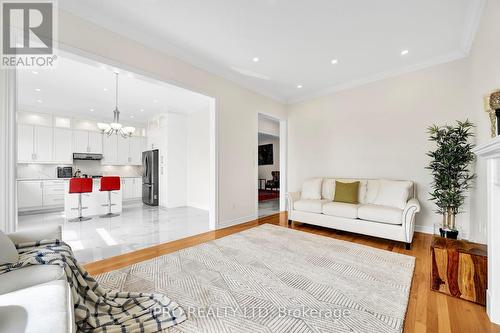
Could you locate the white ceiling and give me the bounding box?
[59,0,484,103]
[18,52,212,124]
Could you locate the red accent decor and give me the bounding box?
[100,176,121,191]
[258,190,279,202]
[69,178,93,194]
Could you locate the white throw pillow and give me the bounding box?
[0,230,18,265]
[301,178,323,200]
[373,179,412,209]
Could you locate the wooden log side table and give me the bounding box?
[431,236,487,305]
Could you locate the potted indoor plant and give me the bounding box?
[426,120,475,239]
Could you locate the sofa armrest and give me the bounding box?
[286,192,301,211]
[403,198,420,243]
[7,225,62,245]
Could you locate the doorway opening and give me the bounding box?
[12,49,218,263]
[257,114,281,217]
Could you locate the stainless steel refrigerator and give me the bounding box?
[142,149,159,206]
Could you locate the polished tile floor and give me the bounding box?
[18,201,210,263]
[258,199,279,217]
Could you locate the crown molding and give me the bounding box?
[59,4,484,107]
[287,51,467,104]
[460,0,486,54]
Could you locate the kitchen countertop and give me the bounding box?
[17,176,142,181]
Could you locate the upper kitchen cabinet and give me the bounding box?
[17,124,53,163]
[35,126,54,162]
[104,135,144,165]
[117,136,130,165]
[129,137,145,165]
[102,134,118,165]
[88,131,103,153]
[53,128,73,163]
[17,124,35,162]
[73,130,102,154]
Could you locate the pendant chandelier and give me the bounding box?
[97,72,135,138]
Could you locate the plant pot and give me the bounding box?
[439,227,459,239]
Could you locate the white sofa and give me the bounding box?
[287,178,421,249]
[0,226,75,333]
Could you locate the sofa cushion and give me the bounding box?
[0,265,65,295]
[333,181,360,204]
[328,178,367,203]
[358,204,403,225]
[373,179,413,209]
[0,280,73,333]
[0,230,18,265]
[321,178,335,200]
[294,199,329,213]
[301,178,323,200]
[322,202,359,219]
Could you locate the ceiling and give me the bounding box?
[18,52,212,124]
[59,0,484,103]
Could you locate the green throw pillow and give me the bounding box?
[333,181,360,204]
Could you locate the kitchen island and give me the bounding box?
[64,177,122,219]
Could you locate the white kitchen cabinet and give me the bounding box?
[102,135,118,165]
[34,126,53,162]
[53,128,73,163]
[102,136,144,166]
[17,125,54,163]
[117,136,130,165]
[88,131,103,153]
[73,130,102,153]
[129,137,144,165]
[132,177,142,198]
[18,124,34,162]
[17,181,43,209]
[121,178,133,200]
[120,178,142,200]
[73,130,89,153]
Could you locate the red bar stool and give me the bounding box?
[100,176,121,218]
[68,178,93,222]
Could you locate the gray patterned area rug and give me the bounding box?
[96,224,415,333]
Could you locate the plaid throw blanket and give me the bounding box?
[0,239,186,332]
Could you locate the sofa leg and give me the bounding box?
[288,219,292,225]
[405,242,411,250]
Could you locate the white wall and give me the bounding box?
[468,0,500,245]
[288,59,474,236]
[258,135,280,182]
[166,113,188,208]
[187,110,210,210]
[287,0,500,242]
[258,116,280,137]
[55,11,287,227]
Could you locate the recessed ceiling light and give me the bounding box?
[90,108,94,112]
[252,57,259,62]
[130,115,134,119]
[331,59,338,64]
[32,71,38,74]
[401,49,409,56]
[297,84,303,89]
[103,88,108,91]
[140,108,144,112]
[35,88,41,92]
[153,99,158,103]
[37,99,43,103]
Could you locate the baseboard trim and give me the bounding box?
[218,214,257,229]
[415,225,434,235]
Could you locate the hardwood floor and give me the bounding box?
[84,212,500,333]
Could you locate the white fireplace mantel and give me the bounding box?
[474,136,500,325]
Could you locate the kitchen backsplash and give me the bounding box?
[17,162,143,179]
